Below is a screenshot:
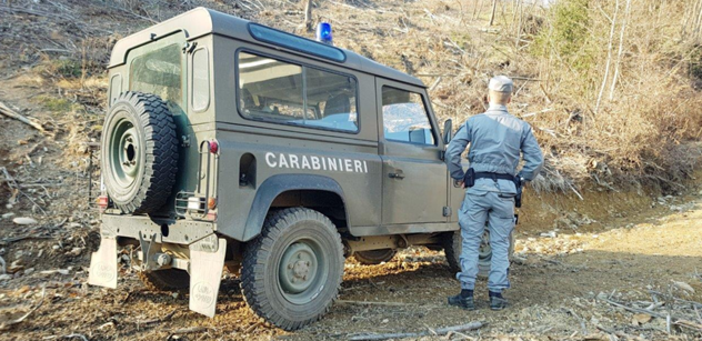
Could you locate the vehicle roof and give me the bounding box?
[109,7,425,88]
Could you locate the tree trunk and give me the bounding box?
[596,0,620,113]
[489,0,497,26]
[473,0,482,21]
[303,0,313,31]
[609,0,632,101]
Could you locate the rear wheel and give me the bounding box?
[353,249,397,265]
[137,269,189,291]
[444,228,515,279]
[241,208,344,331]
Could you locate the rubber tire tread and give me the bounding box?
[137,269,189,291]
[240,207,344,331]
[443,230,514,279]
[102,91,178,214]
[353,249,397,265]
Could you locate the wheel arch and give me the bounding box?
[241,174,348,241]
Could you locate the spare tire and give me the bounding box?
[101,92,178,214]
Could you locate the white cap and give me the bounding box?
[488,75,513,93]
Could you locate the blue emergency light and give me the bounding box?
[316,22,333,45]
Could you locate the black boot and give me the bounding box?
[489,291,507,310]
[448,289,475,310]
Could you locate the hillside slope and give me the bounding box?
[3,0,702,192]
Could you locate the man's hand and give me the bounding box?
[454,180,465,188]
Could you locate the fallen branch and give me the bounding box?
[600,297,665,319]
[675,319,702,332]
[243,321,261,333]
[348,321,486,341]
[567,182,584,201]
[562,307,588,335]
[41,334,89,341]
[165,327,210,340]
[1,167,48,215]
[0,101,47,133]
[139,309,178,325]
[0,6,70,20]
[0,180,64,188]
[0,235,53,246]
[336,300,416,307]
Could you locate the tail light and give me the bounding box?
[208,140,219,154]
[97,195,109,212]
[207,197,217,210]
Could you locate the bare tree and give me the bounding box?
[609,0,632,100]
[596,0,620,113]
[489,0,497,26]
[472,0,483,21]
[303,0,313,31]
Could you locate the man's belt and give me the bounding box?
[463,169,524,208]
[474,172,514,181]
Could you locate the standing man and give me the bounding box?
[445,76,543,310]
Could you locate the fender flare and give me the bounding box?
[241,174,347,241]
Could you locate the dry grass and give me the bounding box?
[2,0,702,193]
[283,0,702,193]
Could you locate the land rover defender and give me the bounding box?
[88,7,513,330]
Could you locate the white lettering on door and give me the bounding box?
[264,153,369,174]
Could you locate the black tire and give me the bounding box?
[444,228,515,279]
[241,208,344,331]
[101,91,178,214]
[137,269,189,291]
[353,249,397,265]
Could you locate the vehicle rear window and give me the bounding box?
[237,51,359,133]
[130,43,182,108]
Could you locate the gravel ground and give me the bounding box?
[1,193,701,340]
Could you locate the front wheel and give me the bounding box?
[444,228,515,279]
[241,208,344,331]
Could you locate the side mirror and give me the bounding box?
[442,119,453,144]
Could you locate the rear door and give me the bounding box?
[376,80,449,225]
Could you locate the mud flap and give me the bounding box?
[189,235,227,318]
[88,237,118,289]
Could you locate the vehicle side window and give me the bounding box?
[130,43,182,108]
[191,48,210,111]
[381,87,435,145]
[237,51,359,133]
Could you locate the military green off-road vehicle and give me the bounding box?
[88,7,513,330]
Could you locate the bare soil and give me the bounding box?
[1,185,701,340]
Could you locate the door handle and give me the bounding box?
[388,170,405,180]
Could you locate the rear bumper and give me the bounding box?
[90,215,227,318]
[100,214,216,245]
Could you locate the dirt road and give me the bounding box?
[1,189,701,340]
